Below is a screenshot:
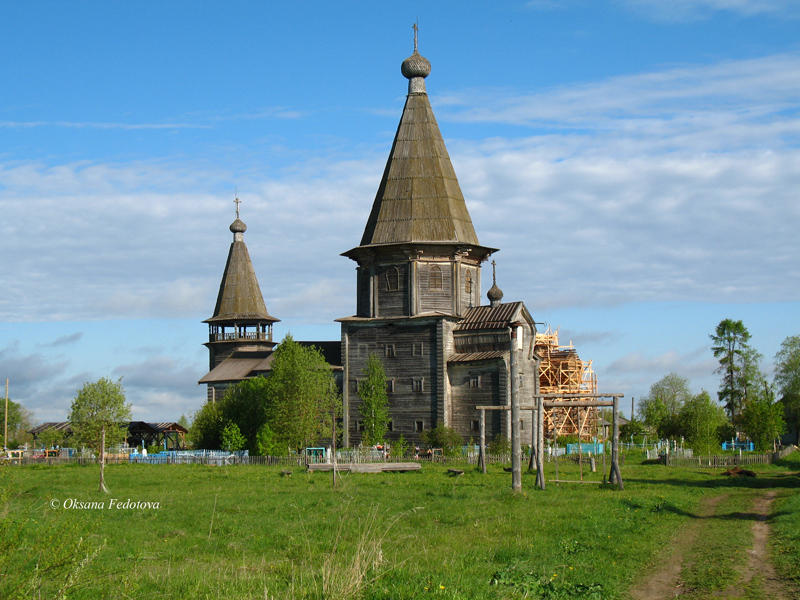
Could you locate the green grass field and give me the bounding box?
[2,454,798,599]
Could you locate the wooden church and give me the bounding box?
[199,37,539,447]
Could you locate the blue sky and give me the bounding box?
[2,0,800,423]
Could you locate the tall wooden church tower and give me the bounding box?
[339,34,538,447]
[200,201,280,400]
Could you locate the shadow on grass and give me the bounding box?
[648,503,794,522]
[624,471,800,490]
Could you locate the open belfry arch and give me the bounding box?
[536,326,598,441]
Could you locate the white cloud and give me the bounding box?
[436,53,800,148]
[3,53,800,325]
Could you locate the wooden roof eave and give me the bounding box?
[341,241,498,263]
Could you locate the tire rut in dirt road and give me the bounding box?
[630,490,798,600]
[713,490,796,600]
[629,494,727,600]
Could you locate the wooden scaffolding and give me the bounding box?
[535,326,598,441]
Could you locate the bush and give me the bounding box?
[487,434,510,455]
[420,424,463,457]
[620,419,649,444]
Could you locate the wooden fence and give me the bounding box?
[3,453,518,468]
[664,453,773,468]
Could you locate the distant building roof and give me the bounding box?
[448,351,508,363]
[28,422,187,435]
[28,422,73,435]
[455,302,529,331]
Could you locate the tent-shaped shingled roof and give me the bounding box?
[349,42,488,253]
[204,215,278,324]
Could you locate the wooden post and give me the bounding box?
[479,408,486,474]
[332,403,337,488]
[536,397,545,490]
[99,425,109,493]
[3,379,8,451]
[528,407,536,471]
[510,327,521,491]
[554,439,559,485]
[609,395,624,490]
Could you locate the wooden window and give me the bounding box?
[469,375,481,389]
[413,342,424,357]
[357,343,369,357]
[384,344,396,358]
[356,420,364,432]
[412,378,424,392]
[386,378,395,393]
[387,421,394,432]
[385,266,399,291]
[470,420,480,431]
[465,269,473,294]
[429,265,443,290]
[519,374,525,388]
[520,419,525,431]
[415,420,424,432]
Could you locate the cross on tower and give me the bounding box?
[491,259,497,285]
[234,197,241,219]
[413,23,418,52]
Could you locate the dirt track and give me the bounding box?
[630,491,796,599]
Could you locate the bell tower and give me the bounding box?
[202,199,279,399]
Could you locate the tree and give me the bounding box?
[220,421,247,452]
[218,376,272,453]
[620,418,648,444]
[774,335,800,444]
[37,426,66,450]
[357,354,390,446]
[68,377,131,492]
[710,319,759,421]
[188,397,224,450]
[1,399,34,449]
[740,383,785,451]
[190,336,341,454]
[264,335,340,452]
[678,390,727,454]
[637,373,692,439]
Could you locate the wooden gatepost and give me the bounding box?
[477,392,625,491]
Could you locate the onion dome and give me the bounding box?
[230,218,247,234]
[487,260,504,307]
[487,282,504,303]
[402,50,431,80]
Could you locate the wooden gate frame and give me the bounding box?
[477,393,625,490]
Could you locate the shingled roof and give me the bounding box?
[205,216,278,324]
[350,45,484,251]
